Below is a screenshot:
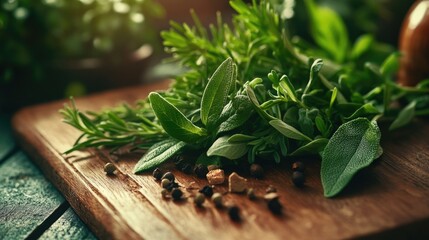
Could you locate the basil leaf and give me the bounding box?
[389,100,416,130]
[149,92,206,143]
[207,136,248,160]
[290,138,328,156]
[200,58,235,130]
[134,139,186,173]
[269,119,312,142]
[321,118,381,197]
[218,94,253,134]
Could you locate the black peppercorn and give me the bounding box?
[194,164,208,178]
[250,164,264,178]
[152,168,163,180]
[292,161,305,172]
[161,172,175,182]
[171,188,183,201]
[292,171,305,187]
[104,163,116,175]
[267,199,283,215]
[181,163,193,174]
[227,206,241,222]
[199,185,214,197]
[247,188,256,200]
[161,179,171,189]
[194,193,205,207]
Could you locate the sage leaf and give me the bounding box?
[149,92,206,143]
[200,58,235,130]
[207,136,248,160]
[269,119,312,142]
[344,103,380,121]
[291,138,328,156]
[218,94,253,133]
[134,139,186,173]
[321,118,381,197]
[389,100,416,130]
[228,134,257,143]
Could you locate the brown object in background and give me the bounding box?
[399,0,429,86]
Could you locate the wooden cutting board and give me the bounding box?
[12,80,429,240]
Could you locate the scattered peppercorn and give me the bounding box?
[292,161,305,172]
[211,193,223,208]
[194,164,209,178]
[264,192,279,201]
[227,206,241,222]
[247,188,256,200]
[292,171,305,187]
[181,163,193,174]
[249,164,264,178]
[161,172,175,182]
[194,193,205,207]
[161,179,171,189]
[161,189,169,198]
[152,168,163,180]
[266,185,277,193]
[267,198,283,215]
[199,185,214,197]
[171,188,183,201]
[104,163,116,175]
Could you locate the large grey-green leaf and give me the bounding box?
[149,92,206,143]
[321,118,381,197]
[269,119,312,142]
[200,58,235,130]
[207,136,248,160]
[134,139,186,173]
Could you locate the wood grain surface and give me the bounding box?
[12,80,429,240]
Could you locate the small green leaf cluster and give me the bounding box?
[62,0,429,197]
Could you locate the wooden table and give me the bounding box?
[0,115,95,239]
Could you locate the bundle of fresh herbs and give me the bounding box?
[61,0,429,197]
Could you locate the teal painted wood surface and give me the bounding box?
[40,208,96,240]
[0,115,16,161]
[0,152,64,239]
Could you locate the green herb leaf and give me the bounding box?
[134,139,186,173]
[200,58,235,130]
[218,94,253,133]
[321,118,381,197]
[305,0,349,62]
[228,134,257,143]
[269,119,312,142]
[207,136,248,160]
[290,138,328,156]
[389,100,416,130]
[149,92,206,142]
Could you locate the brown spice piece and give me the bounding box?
[228,172,248,193]
[206,169,225,185]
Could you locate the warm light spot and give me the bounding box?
[409,1,429,30]
[113,2,130,13]
[131,13,144,23]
